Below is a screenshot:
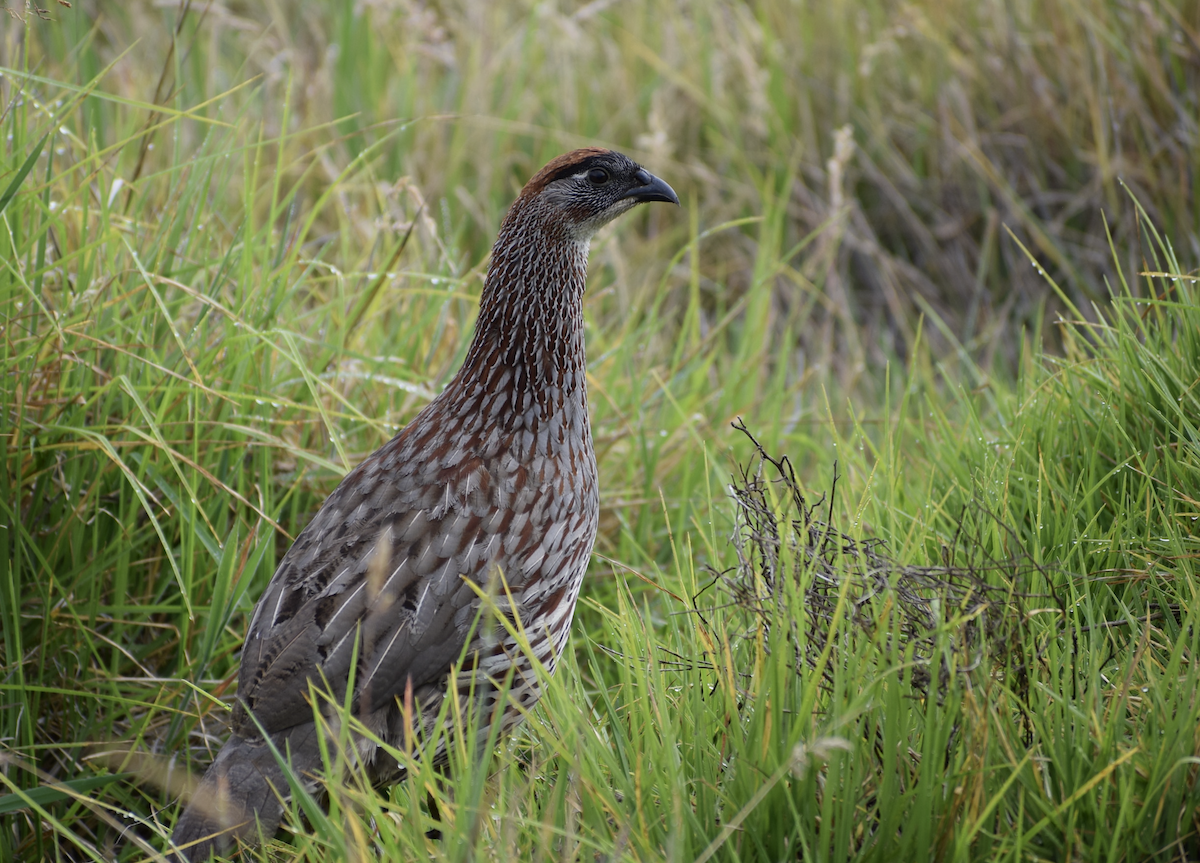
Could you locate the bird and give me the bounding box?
[169,148,678,860]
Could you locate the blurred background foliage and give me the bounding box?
[19,0,1200,376]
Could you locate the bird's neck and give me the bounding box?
[456,201,591,412]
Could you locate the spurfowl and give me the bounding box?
[170,149,678,860]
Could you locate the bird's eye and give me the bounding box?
[586,167,610,185]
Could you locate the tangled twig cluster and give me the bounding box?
[722,420,1042,703]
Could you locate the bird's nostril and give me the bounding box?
[634,169,651,185]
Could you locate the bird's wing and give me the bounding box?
[230,427,539,736]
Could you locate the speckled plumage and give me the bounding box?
[170,149,678,861]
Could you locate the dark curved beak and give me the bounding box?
[622,169,680,206]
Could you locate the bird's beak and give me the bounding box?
[622,169,680,206]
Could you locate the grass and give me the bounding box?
[1,0,1198,860]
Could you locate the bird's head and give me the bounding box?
[512,147,679,242]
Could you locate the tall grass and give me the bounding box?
[1,1,1198,860]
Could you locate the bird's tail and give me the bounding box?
[169,725,318,862]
